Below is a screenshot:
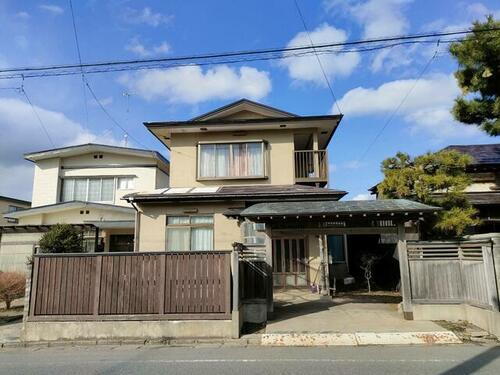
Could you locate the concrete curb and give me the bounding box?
[1,331,462,349]
[262,332,462,346]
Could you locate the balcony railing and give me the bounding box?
[294,150,328,185]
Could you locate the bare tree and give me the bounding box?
[0,271,26,310]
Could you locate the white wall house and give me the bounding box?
[0,143,169,272]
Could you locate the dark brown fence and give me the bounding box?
[239,260,269,300]
[29,251,232,321]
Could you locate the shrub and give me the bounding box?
[0,271,26,310]
[38,224,84,254]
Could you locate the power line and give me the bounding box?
[0,27,496,80]
[358,42,441,162]
[68,0,90,137]
[20,85,55,147]
[0,38,463,80]
[293,0,342,114]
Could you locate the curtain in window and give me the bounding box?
[62,179,75,201]
[167,228,190,251]
[215,144,230,177]
[191,227,213,250]
[199,144,216,177]
[101,178,114,201]
[74,179,87,200]
[88,179,101,201]
[167,216,189,225]
[247,143,263,176]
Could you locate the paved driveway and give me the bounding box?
[266,289,447,333]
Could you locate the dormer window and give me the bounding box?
[198,141,266,180]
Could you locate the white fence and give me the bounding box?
[407,240,499,311]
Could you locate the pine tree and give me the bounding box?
[378,150,480,237]
[449,16,500,135]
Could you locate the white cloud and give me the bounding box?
[119,65,272,105]
[125,38,170,57]
[423,2,500,33]
[0,97,124,199]
[336,74,486,141]
[281,23,360,85]
[351,193,375,201]
[324,0,413,72]
[15,11,30,19]
[338,74,458,115]
[122,7,172,27]
[39,4,64,15]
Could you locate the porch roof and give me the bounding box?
[124,184,347,203]
[235,199,440,219]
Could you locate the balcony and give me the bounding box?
[294,150,328,187]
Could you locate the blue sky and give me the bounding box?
[0,0,499,201]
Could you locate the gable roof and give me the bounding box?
[443,144,500,166]
[190,99,297,121]
[24,143,170,169]
[145,99,342,150]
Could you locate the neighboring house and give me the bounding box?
[0,195,31,225]
[0,143,169,272]
[370,143,500,234]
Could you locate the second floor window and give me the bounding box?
[61,177,114,202]
[198,142,265,179]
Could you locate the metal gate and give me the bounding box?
[272,238,308,288]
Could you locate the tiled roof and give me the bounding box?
[443,144,500,165]
[238,199,440,217]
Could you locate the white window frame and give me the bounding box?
[165,215,214,251]
[197,140,267,180]
[117,176,135,190]
[61,177,116,203]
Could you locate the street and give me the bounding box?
[1,345,500,374]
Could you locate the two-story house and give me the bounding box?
[124,99,346,289]
[0,195,31,225]
[0,143,169,272]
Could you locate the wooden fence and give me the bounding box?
[407,240,499,311]
[28,251,233,321]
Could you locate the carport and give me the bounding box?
[236,199,440,323]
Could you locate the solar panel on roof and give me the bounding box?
[191,187,220,193]
[163,187,192,194]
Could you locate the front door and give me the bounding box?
[272,238,308,288]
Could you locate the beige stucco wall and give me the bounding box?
[169,129,295,187]
[30,152,169,208]
[137,202,244,252]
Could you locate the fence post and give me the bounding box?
[28,256,39,318]
[482,243,500,311]
[231,248,241,338]
[397,222,413,319]
[93,255,102,316]
[264,227,273,315]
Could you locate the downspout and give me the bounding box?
[128,199,141,253]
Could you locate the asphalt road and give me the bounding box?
[1,344,500,374]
